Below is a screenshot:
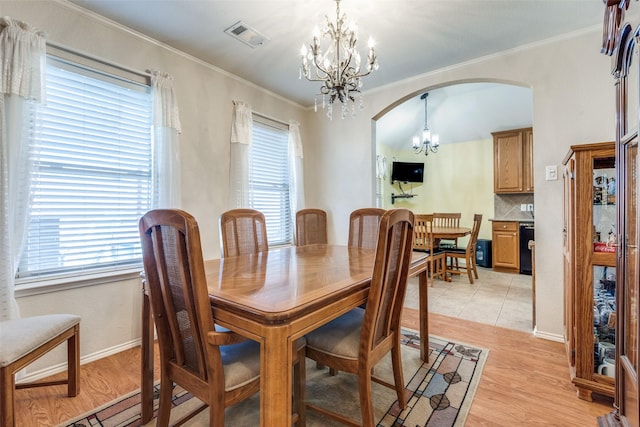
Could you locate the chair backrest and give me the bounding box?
[433,212,461,228]
[466,214,483,252]
[139,209,219,383]
[362,208,414,354]
[348,208,386,249]
[219,209,268,257]
[413,214,436,252]
[296,208,328,246]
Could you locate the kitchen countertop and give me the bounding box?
[490,218,534,223]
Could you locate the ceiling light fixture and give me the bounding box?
[299,0,378,120]
[413,93,440,156]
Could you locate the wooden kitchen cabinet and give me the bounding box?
[562,141,616,401]
[491,221,519,272]
[493,127,534,193]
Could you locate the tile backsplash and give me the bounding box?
[494,194,535,220]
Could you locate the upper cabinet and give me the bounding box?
[493,127,534,194]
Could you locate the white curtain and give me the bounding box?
[288,120,305,223]
[375,155,387,208]
[228,100,252,208]
[150,70,182,209]
[0,17,46,321]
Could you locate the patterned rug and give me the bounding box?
[61,330,488,427]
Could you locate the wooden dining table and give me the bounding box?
[140,244,429,426]
[432,225,471,241]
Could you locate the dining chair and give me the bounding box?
[139,209,305,426]
[413,214,446,286]
[445,214,483,284]
[348,207,385,249]
[304,208,414,427]
[433,212,461,249]
[296,208,328,246]
[219,208,268,257]
[0,314,80,427]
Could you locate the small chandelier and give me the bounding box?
[413,93,440,156]
[299,0,379,120]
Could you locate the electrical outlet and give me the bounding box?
[520,204,527,211]
[527,204,534,211]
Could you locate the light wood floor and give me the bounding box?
[14,310,613,426]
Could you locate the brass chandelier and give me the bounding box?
[299,0,379,119]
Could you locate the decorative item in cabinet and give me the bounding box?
[594,266,616,377]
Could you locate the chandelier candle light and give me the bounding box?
[413,93,440,156]
[299,0,379,119]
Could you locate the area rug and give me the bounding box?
[61,330,488,427]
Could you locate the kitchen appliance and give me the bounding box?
[519,223,535,275]
[476,239,492,268]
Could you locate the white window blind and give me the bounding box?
[250,117,292,246]
[17,56,153,279]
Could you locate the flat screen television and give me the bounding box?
[391,161,424,183]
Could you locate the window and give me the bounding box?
[249,117,292,246]
[17,56,153,280]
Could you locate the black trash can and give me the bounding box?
[475,239,492,268]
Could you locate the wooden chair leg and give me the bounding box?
[68,324,80,397]
[1,366,15,427]
[359,372,375,427]
[157,375,173,427]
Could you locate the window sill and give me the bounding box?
[15,266,144,298]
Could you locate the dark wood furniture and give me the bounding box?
[304,209,414,426]
[492,127,534,194]
[562,142,616,401]
[492,220,520,273]
[296,208,328,246]
[140,244,429,426]
[219,208,268,257]
[600,2,639,424]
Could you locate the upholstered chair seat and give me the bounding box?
[0,314,81,427]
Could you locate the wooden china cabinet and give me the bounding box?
[562,142,616,401]
[600,2,640,426]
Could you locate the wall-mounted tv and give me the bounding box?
[391,161,424,183]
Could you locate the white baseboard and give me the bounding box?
[16,338,142,384]
[533,327,564,343]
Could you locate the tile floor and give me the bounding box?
[404,265,534,333]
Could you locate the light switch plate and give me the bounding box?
[520,204,527,211]
[545,165,558,180]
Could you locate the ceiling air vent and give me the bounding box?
[224,21,269,48]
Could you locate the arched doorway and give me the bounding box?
[373,81,535,332]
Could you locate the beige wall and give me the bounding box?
[379,139,494,242]
[304,29,616,340]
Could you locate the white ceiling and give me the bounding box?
[65,0,603,146]
[377,83,533,150]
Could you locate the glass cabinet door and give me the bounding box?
[624,142,638,374]
[594,265,616,376]
[593,156,616,250]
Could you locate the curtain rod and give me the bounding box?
[46,40,151,79]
